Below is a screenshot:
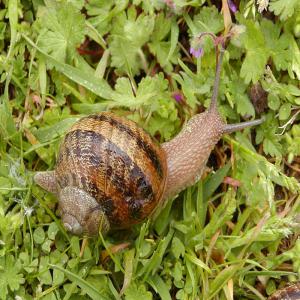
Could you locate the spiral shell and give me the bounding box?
[55,112,167,229]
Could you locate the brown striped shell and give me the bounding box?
[268,282,300,300]
[54,112,167,230]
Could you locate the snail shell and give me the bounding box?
[54,112,167,234]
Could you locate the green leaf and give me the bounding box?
[47,222,59,240]
[53,268,65,286]
[261,19,292,72]
[227,71,255,116]
[148,41,179,73]
[0,99,18,145]
[202,189,237,240]
[42,239,52,253]
[150,13,172,42]
[0,255,24,300]
[192,6,223,34]
[124,282,152,300]
[279,103,292,120]
[108,6,155,74]
[121,249,135,294]
[268,93,280,110]
[255,113,282,157]
[240,20,268,83]
[33,227,45,244]
[37,2,85,64]
[171,236,185,259]
[110,73,178,139]
[86,1,114,36]
[269,0,300,21]
[263,138,283,157]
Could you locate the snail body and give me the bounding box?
[34,49,263,236]
[268,282,300,300]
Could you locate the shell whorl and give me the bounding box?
[55,112,167,229]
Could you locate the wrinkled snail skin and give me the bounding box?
[268,282,300,300]
[162,109,225,199]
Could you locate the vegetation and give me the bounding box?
[1,0,300,299]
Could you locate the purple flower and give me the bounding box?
[172,92,183,103]
[228,0,238,13]
[189,47,204,58]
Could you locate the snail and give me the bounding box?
[268,282,300,300]
[34,48,263,236]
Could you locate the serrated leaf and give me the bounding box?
[261,19,292,72]
[108,6,155,74]
[37,2,85,64]
[124,282,152,300]
[269,0,300,21]
[263,138,282,157]
[240,20,268,83]
[192,6,223,34]
[0,255,24,300]
[151,13,172,41]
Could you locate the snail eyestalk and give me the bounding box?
[223,117,265,134]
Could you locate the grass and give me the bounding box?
[1,0,300,299]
